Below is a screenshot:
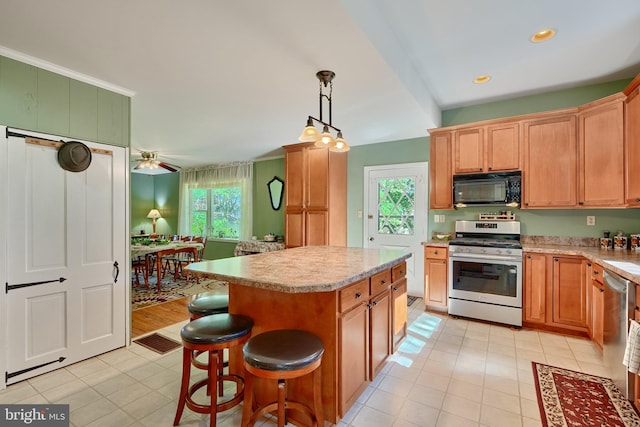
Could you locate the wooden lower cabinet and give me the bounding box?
[523,252,588,335]
[424,245,448,310]
[338,263,407,416]
[339,301,368,415]
[585,262,605,350]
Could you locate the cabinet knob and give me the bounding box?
[367,303,372,309]
[636,198,640,202]
[393,286,398,291]
[355,292,362,298]
[373,301,379,306]
[600,288,604,293]
[593,271,599,275]
[381,280,387,285]
[579,201,584,205]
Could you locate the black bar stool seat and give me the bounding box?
[188,292,229,320]
[241,329,324,427]
[174,313,253,427]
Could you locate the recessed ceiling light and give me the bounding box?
[531,29,556,43]
[473,75,491,84]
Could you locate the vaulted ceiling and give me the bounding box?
[1,0,639,171]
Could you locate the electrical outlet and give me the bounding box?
[434,214,446,223]
[587,216,595,226]
[357,210,363,219]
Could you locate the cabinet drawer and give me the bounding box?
[371,270,392,296]
[636,285,640,312]
[392,262,407,282]
[339,279,369,312]
[425,246,447,260]
[592,263,605,286]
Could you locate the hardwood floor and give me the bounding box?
[131,297,190,338]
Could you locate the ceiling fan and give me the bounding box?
[132,151,181,173]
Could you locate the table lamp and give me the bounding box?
[146,209,161,234]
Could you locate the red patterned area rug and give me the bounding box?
[532,362,640,427]
[131,278,227,311]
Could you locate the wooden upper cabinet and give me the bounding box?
[486,123,521,171]
[454,128,484,173]
[625,79,640,206]
[283,142,346,248]
[522,112,578,208]
[578,94,625,207]
[453,123,520,174]
[429,131,453,209]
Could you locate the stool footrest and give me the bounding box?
[185,374,245,414]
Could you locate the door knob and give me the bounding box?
[369,237,374,241]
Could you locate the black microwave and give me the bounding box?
[453,171,521,208]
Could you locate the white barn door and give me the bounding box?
[3,127,128,384]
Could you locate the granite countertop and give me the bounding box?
[185,246,412,293]
[422,239,640,283]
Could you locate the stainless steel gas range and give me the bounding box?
[448,220,523,327]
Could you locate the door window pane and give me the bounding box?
[377,177,415,235]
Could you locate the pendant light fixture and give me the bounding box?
[297,70,350,152]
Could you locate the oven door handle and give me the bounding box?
[450,252,522,262]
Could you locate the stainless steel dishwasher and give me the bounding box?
[603,269,636,400]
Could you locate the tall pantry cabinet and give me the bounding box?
[283,142,347,248]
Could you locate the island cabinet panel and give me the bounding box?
[625,84,640,206]
[429,131,453,209]
[522,113,578,208]
[283,142,346,247]
[578,94,625,207]
[339,300,369,415]
[369,287,391,379]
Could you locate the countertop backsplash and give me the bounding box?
[520,235,600,247]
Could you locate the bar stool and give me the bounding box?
[188,292,230,371]
[188,291,229,320]
[174,313,253,427]
[241,329,324,427]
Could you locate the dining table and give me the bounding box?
[131,242,204,290]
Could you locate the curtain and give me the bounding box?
[178,161,253,240]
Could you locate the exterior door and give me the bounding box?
[3,127,128,384]
[364,163,428,297]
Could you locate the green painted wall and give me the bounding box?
[347,137,429,247]
[253,158,285,239]
[442,79,631,126]
[0,55,130,146]
[154,173,180,236]
[131,174,155,235]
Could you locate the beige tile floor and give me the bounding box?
[0,299,606,427]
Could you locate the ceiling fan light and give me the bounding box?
[531,28,555,43]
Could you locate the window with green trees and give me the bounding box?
[189,187,241,239]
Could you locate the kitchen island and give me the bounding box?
[185,246,411,424]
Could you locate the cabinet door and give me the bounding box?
[339,303,369,415]
[391,278,407,353]
[306,147,329,209]
[578,97,625,207]
[285,211,304,248]
[425,258,448,307]
[523,114,577,208]
[552,256,587,329]
[369,290,391,379]
[454,128,484,173]
[429,132,453,209]
[486,123,520,171]
[305,210,328,246]
[524,253,547,324]
[626,88,640,206]
[285,148,305,209]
